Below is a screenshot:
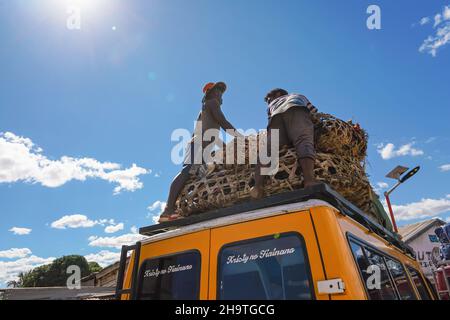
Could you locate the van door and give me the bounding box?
[123,230,210,300]
[208,210,327,300]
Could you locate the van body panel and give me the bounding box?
[208,209,328,300]
[119,191,434,300]
[122,230,210,300]
[310,206,433,300]
[309,206,367,300]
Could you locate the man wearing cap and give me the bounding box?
[251,88,319,199]
[159,82,243,222]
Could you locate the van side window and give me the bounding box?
[407,266,431,300]
[137,251,200,300]
[349,241,371,285]
[218,233,313,300]
[349,241,397,300]
[385,258,417,300]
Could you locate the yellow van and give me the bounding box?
[116,184,435,300]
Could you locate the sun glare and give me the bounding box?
[46,0,107,16]
[45,0,115,28]
[68,0,101,11]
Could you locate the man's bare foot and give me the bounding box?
[158,213,181,223]
[250,186,265,199]
[158,208,181,223]
[303,180,321,188]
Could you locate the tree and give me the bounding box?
[88,261,103,273]
[7,280,19,288]
[19,255,92,287]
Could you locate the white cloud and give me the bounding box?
[130,225,138,234]
[445,6,450,19]
[50,214,121,231]
[104,223,124,234]
[420,24,450,57]
[419,6,450,57]
[390,196,450,221]
[425,137,436,144]
[84,250,121,268]
[148,200,166,212]
[434,13,443,27]
[420,17,430,25]
[377,182,389,189]
[377,142,424,160]
[439,164,450,172]
[0,132,149,194]
[51,214,100,229]
[104,164,149,195]
[88,233,146,249]
[8,227,32,235]
[147,200,167,224]
[0,254,55,286]
[373,182,389,195]
[0,248,32,259]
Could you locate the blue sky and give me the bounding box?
[0,0,449,287]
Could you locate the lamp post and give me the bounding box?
[384,166,420,233]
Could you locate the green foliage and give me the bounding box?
[19,255,92,287]
[88,261,103,273]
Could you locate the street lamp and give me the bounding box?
[384,165,420,233]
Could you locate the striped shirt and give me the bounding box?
[268,93,318,119]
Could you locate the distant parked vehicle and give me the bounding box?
[432,223,450,300]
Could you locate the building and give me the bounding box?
[399,218,446,281]
[0,287,115,300]
[81,257,129,288]
[0,260,126,300]
[81,261,120,288]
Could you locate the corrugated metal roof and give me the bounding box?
[399,218,446,243]
[0,287,115,300]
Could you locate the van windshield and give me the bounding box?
[217,233,313,300]
[137,251,201,300]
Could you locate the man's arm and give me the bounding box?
[206,99,243,138]
[188,111,202,143]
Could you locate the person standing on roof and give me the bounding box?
[159,82,243,222]
[251,88,319,199]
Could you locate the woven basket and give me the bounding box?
[175,113,378,223]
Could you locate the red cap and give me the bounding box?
[203,82,215,94]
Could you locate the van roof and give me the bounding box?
[140,199,335,245]
[139,183,415,258]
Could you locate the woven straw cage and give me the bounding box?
[175,113,379,223]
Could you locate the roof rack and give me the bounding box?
[139,183,415,258]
